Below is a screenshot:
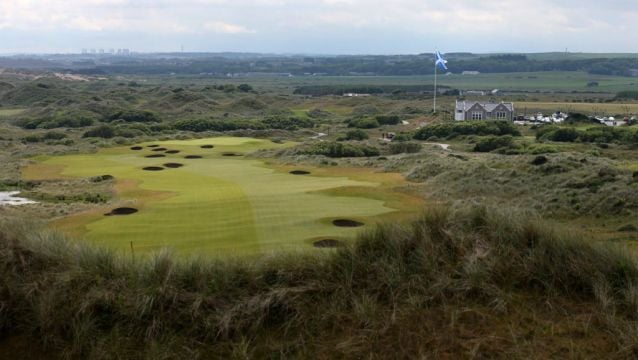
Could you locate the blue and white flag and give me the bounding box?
[435,51,448,71]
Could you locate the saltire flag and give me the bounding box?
[435,51,448,71]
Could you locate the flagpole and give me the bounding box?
[433,53,437,114]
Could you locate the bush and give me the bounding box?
[301,142,380,157]
[42,131,67,140]
[348,118,380,129]
[391,133,413,142]
[15,111,96,129]
[531,155,549,165]
[473,135,515,152]
[22,135,41,143]
[238,84,253,92]
[544,128,579,142]
[376,115,401,125]
[173,119,265,132]
[104,109,160,123]
[83,125,116,139]
[262,116,314,130]
[537,125,638,145]
[344,129,369,141]
[414,121,520,140]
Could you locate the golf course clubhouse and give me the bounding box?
[455,100,515,121]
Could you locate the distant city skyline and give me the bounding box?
[1,0,636,55]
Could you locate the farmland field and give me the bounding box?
[169,71,638,93]
[23,137,418,255]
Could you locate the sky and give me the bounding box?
[0,0,636,54]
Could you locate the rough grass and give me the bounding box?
[2,206,638,359]
[405,150,638,220]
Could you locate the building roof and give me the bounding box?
[455,100,514,112]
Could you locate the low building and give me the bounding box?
[455,100,515,121]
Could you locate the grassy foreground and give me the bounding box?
[2,206,638,359]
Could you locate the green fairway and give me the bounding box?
[24,137,410,255]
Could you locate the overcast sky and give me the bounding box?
[0,0,636,54]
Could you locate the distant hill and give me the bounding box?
[2,52,638,77]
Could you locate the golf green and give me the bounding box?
[24,137,414,255]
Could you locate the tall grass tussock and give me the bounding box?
[1,206,638,359]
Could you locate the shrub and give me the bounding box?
[391,133,412,142]
[376,115,401,125]
[348,118,380,129]
[262,116,314,130]
[15,112,96,129]
[22,135,41,143]
[83,125,116,139]
[531,155,549,165]
[173,119,265,132]
[344,129,369,141]
[544,128,579,142]
[301,142,380,157]
[238,84,253,92]
[42,131,67,140]
[414,121,520,140]
[473,135,514,152]
[104,109,160,123]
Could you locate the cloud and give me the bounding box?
[0,0,636,53]
[203,21,255,34]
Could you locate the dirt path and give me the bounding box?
[310,132,327,140]
[423,143,450,150]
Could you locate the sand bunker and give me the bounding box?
[165,150,180,154]
[290,170,310,175]
[143,166,164,171]
[184,155,203,159]
[147,145,160,148]
[313,239,342,248]
[145,154,166,158]
[130,146,143,150]
[332,219,364,227]
[200,145,214,149]
[0,191,37,206]
[151,148,168,152]
[222,152,243,157]
[104,207,138,216]
[163,163,184,168]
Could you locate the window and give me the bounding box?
[496,111,507,119]
[471,111,483,120]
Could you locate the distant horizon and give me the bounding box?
[3,50,638,57]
